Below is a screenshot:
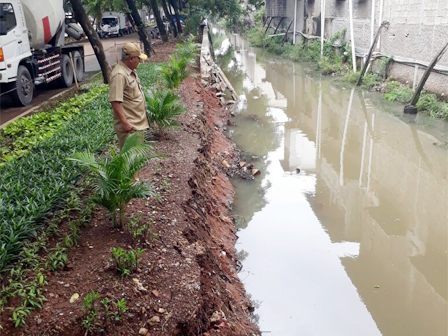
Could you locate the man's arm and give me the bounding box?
[111,101,134,132]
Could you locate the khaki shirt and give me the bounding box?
[109,61,149,131]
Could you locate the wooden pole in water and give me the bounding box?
[348,0,357,72]
[405,42,448,113]
[356,21,389,86]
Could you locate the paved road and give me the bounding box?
[0,32,143,127]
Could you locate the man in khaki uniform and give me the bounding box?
[109,42,149,148]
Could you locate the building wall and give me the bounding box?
[265,0,448,94]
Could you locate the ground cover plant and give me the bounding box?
[0,84,114,275]
[0,84,107,165]
[0,185,95,328]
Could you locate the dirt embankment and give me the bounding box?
[0,56,260,335]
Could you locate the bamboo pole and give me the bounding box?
[69,52,79,90]
[405,42,448,113]
[320,0,326,57]
[356,21,389,86]
[264,17,274,35]
[293,0,298,44]
[348,0,357,72]
[273,17,285,35]
[370,0,376,45]
[377,0,384,50]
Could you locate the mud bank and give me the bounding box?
[0,69,259,335]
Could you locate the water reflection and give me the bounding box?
[213,28,448,336]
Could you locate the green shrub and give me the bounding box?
[68,132,157,228]
[384,81,413,102]
[247,26,265,47]
[417,93,448,119]
[184,13,202,36]
[145,90,186,137]
[175,35,201,64]
[160,55,190,89]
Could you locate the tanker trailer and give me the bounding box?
[0,0,84,106]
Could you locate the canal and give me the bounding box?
[211,28,448,336]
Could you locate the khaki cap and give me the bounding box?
[122,42,148,60]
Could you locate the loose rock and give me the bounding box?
[148,316,161,325]
[139,327,149,335]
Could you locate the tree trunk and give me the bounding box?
[124,0,152,56]
[68,0,111,84]
[161,0,177,37]
[148,0,168,42]
[169,0,182,33]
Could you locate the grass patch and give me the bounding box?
[417,93,448,119]
[384,81,413,103]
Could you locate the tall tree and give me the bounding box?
[124,0,153,56]
[69,0,111,83]
[169,0,182,33]
[147,0,168,42]
[161,0,177,37]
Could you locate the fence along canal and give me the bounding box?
[211,28,448,336]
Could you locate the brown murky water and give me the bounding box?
[212,28,448,336]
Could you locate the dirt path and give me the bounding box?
[0,43,259,336]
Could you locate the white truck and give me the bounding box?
[101,11,129,37]
[0,0,84,106]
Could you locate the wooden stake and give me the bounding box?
[356,21,389,86]
[69,52,79,90]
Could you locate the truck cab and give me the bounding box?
[0,1,33,104]
[0,0,84,106]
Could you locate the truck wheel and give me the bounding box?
[58,54,74,88]
[11,65,34,106]
[72,51,84,82]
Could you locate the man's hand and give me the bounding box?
[111,101,134,132]
[122,122,134,132]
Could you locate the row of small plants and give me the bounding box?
[0,37,200,331]
[0,183,96,328]
[0,84,115,275]
[246,16,448,119]
[0,84,108,164]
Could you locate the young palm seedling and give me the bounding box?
[110,247,145,278]
[82,290,100,334]
[145,90,185,138]
[160,55,190,89]
[174,35,201,66]
[67,132,157,228]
